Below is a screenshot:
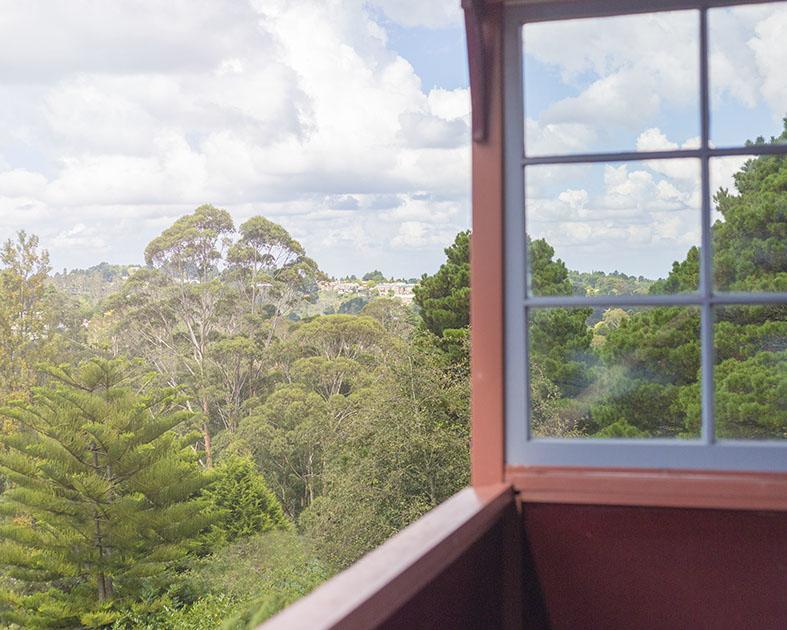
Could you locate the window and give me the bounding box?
[503,0,786,471]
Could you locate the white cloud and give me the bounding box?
[527,156,703,277]
[525,120,598,155]
[391,220,456,249]
[524,5,787,153]
[0,1,268,83]
[526,10,698,138]
[749,7,787,118]
[51,223,109,252]
[0,169,48,197]
[708,3,787,115]
[427,88,470,121]
[0,0,471,276]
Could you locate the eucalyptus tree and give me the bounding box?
[0,232,53,400]
[107,207,322,463]
[232,314,387,516]
[228,216,320,326]
[109,205,235,466]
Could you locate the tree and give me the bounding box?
[227,215,319,328]
[713,124,787,293]
[0,232,53,400]
[144,204,234,283]
[110,208,323,464]
[361,298,417,339]
[236,385,331,517]
[590,121,787,438]
[338,296,368,314]
[299,337,469,572]
[529,237,574,296]
[526,238,596,398]
[361,270,387,283]
[0,358,211,628]
[203,456,289,544]
[680,352,786,439]
[413,231,470,337]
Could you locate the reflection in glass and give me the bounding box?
[709,2,787,148]
[528,306,701,439]
[713,305,786,440]
[710,154,787,293]
[525,161,701,296]
[523,10,699,155]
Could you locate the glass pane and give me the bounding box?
[528,306,701,439]
[525,160,701,296]
[523,10,699,155]
[710,155,787,292]
[714,305,787,440]
[709,2,787,148]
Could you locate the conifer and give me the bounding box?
[0,358,212,628]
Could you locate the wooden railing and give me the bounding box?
[260,484,520,630]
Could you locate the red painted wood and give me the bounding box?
[470,0,506,487]
[378,518,507,629]
[521,503,787,630]
[508,466,787,511]
[463,0,488,142]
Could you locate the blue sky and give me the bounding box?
[0,1,784,281]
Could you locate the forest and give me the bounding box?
[0,126,784,628]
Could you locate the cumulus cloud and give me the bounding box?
[527,152,703,277]
[0,0,470,277]
[524,5,787,154]
[391,221,457,249]
[0,1,778,280]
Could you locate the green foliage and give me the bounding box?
[0,232,59,401]
[599,307,700,386]
[51,263,141,306]
[681,351,786,439]
[570,269,653,296]
[145,204,234,281]
[713,122,787,292]
[361,298,417,338]
[203,456,290,544]
[111,530,324,629]
[530,307,594,397]
[197,532,326,628]
[108,206,322,463]
[648,246,699,295]
[0,358,212,628]
[530,238,573,296]
[593,419,649,438]
[361,270,387,283]
[237,386,331,517]
[413,231,470,337]
[338,296,368,314]
[299,335,469,572]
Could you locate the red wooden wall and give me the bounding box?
[522,503,787,630]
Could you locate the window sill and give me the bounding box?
[507,465,787,511]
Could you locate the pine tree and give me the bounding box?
[0,358,213,628]
[203,456,290,544]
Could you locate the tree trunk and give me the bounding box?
[92,442,113,603]
[202,420,213,468]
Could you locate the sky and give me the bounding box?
[523,3,787,279]
[0,1,784,280]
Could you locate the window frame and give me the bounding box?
[503,0,787,472]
